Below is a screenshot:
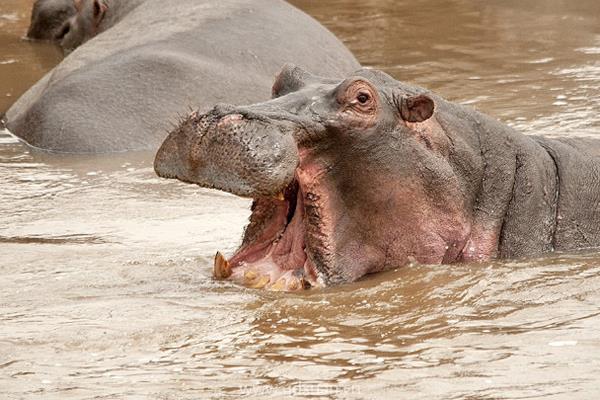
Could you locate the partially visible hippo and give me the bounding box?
[26,0,77,41]
[4,0,359,153]
[56,0,139,52]
[154,65,600,290]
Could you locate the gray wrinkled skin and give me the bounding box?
[26,0,77,41]
[5,0,360,153]
[154,107,300,198]
[156,65,600,285]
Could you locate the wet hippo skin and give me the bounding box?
[154,65,600,290]
[4,0,359,153]
[26,0,77,41]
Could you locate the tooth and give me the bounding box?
[274,192,285,201]
[269,277,287,291]
[213,252,232,279]
[248,275,270,289]
[244,270,258,281]
[268,275,308,291]
[242,269,270,289]
[292,270,310,290]
[287,277,302,291]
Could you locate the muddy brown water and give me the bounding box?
[1,0,600,399]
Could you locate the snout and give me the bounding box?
[154,107,300,198]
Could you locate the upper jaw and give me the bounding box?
[154,109,301,198]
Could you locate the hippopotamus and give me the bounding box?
[154,65,600,290]
[26,0,77,41]
[3,0,359,153]
[56,0,139,52]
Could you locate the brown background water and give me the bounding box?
[1,1,600,399]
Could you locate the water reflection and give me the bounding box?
[236,256,600,398]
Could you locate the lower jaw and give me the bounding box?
[213,249,320,291]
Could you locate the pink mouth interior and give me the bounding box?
[226,180,319,288]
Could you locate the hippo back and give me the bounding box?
[5,0,360,153]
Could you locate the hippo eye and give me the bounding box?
[357,92,370,104]
[338,80,378,115]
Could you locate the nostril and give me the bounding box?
[216,114,244,129]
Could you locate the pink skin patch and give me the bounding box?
[295,148,336,285]
[216,114,244,128]
[460,226,500,261]
[215,134,480,289]
[212,102,494,289]
[213,146,334,290]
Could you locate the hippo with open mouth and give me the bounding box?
[154,65,600,290]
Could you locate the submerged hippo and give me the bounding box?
[3,0,359,153]
[26,0,77,41]
[56,0,139,52]
[154,65,600,290]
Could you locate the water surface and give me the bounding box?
[1,1,600,398]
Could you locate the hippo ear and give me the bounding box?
[271,64,335,98]
[92,0,107,24]
[272,64,313,98]
[400,94,435,123]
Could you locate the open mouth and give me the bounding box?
[213,176,322,291]
[153,108,329,291]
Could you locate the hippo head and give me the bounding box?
[55,0,107,51]
[155,65,476,290]
[27,0,77,41]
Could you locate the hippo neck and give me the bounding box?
[494,133,559,259]
[533,136,600,252]
[451,107,559,261]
